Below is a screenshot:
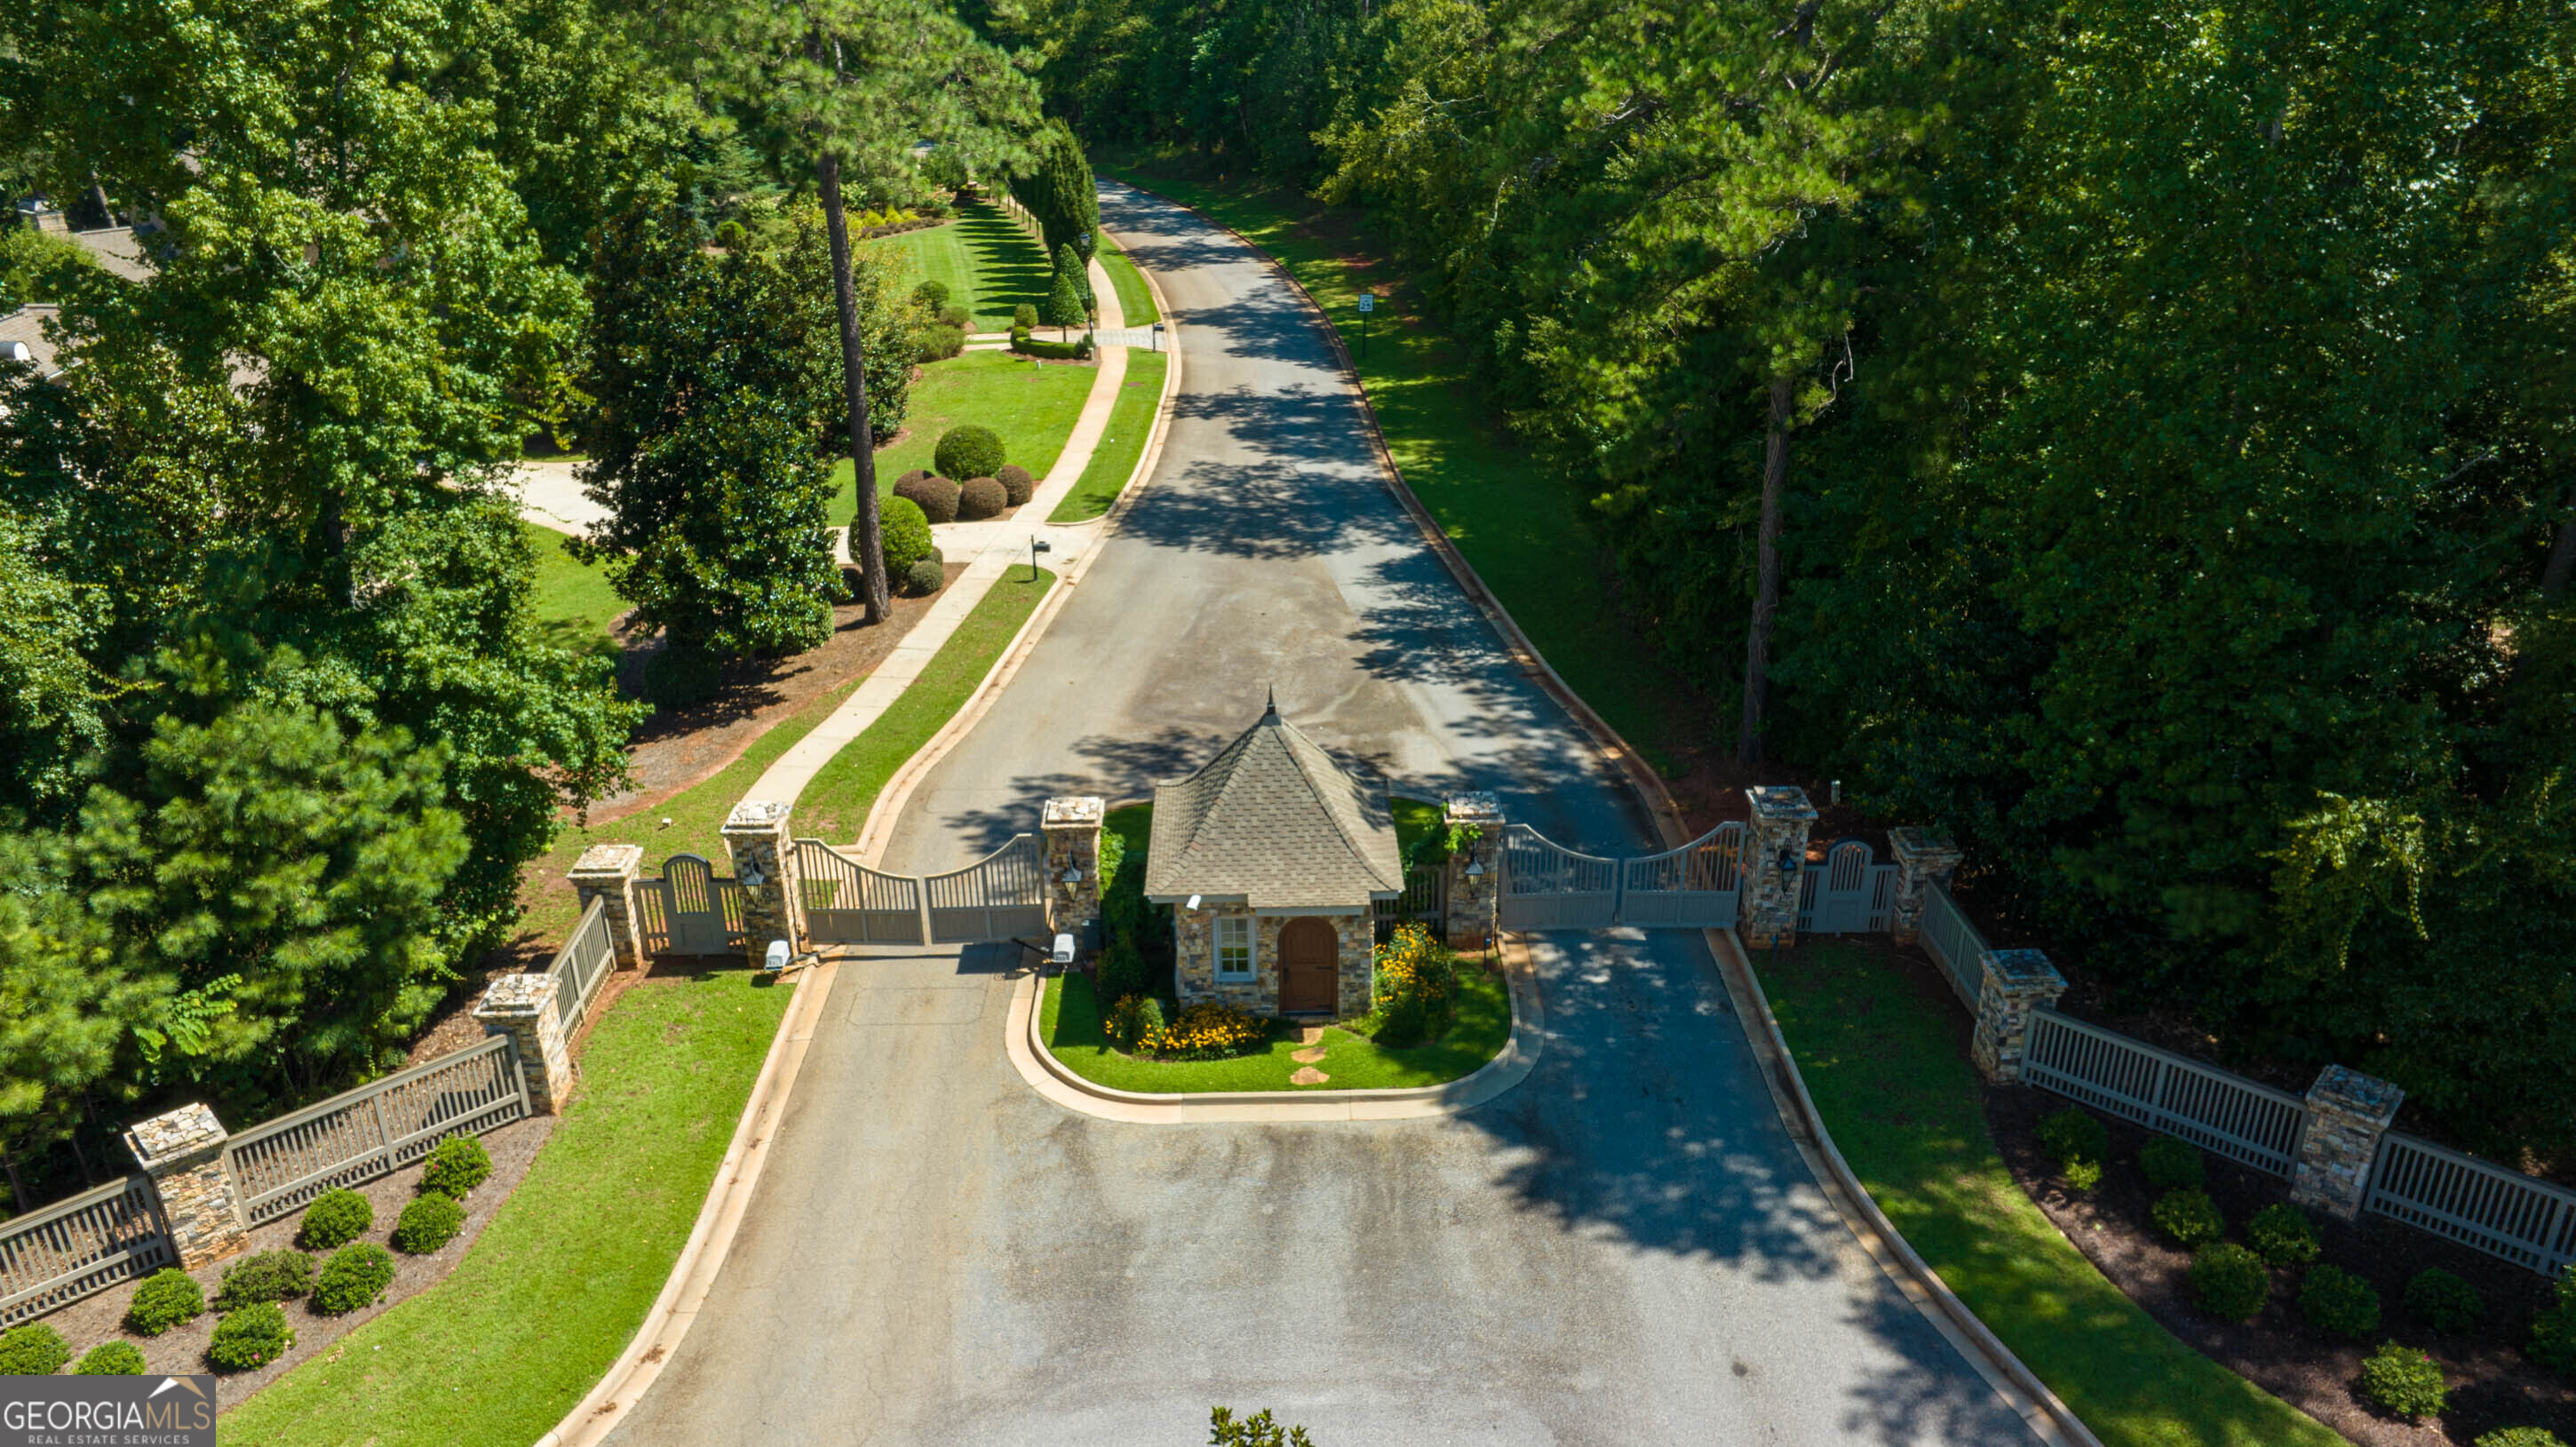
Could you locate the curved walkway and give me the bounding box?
[597,180,2045,1447]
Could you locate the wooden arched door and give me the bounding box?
[1277,918,1340,1014]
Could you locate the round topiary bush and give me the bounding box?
[2151,1188,2226,1248]
[915,322,966,362]
[2360,1340,2446,1419]
[2405,1268,2485,1334]
[912,278,950,313]
[939,304,971,330]
[893,472,960,525]
[75,1340,147,1375]
[215,1250,316,1310]
[2474,1429,2569,1447]
[933,424,1005,482]
[2302,1265,2383,1339]
[2190,1242,2270,1322]
[956,474,1007,520]
[1013,302,1038,330]
[996,465,1035,506]
[2140,1136,2206,1191]
[0,1323,72,1375]
[879,495,934,576]
[207,1301,294,1373]
[419,1135,492,1199]
[2246,1202,2321,1267]
[124,1267,206,1336]
[902,558,946,597]
[298,1188,373,1251]
[2037,1108,2108,1172]
[391,1192,465,1254]
[311,1243,396,1316]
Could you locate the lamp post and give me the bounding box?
[1030,536,1052,582]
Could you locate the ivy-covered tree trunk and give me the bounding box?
[817,151,890,623]
[1737,376,1794,764]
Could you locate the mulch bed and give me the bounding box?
[38,1112,553,1400]
[1985,1071,2576,1444]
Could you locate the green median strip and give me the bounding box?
[217,967,795,1447]
[1048,351,1167,521]
[1095,228,1159,325]
[1756,942,2342,1447]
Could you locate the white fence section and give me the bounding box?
[1798,840,1896,933]
[797,839,929,945]
[2366,1132,2576,1276]
[1620,823,1745,927]
[1918,882,1987,1011]
[1497,824,1619,929]
[549,899,617,1031]
[2021,1009,2309,1178]
[226,1034,530,1226]
[0,1175,173,1327]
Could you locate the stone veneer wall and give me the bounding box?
[568,842,648,970]
[721,799,800,966]
[1173,905,1373,1019]
[1885,826,1963,948]
[1043,796,1105,937]
[1969,948,2067,1084]
[1442,792,1503,950]
[2291,1065,2407,1220]
[473,970,572,1113]
[1742,785,1819,949]
[124,1103,250,1270]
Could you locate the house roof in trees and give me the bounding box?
[1145,697,1404,908]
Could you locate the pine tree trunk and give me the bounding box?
[817,152,890,624]
[1737,376,1795,764]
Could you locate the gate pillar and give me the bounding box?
[1043,796,1106,938]
[1886,827,1964,948]
[2290,1066,2405,1221]
[1443,792,1503,950]
[568,843,648,970]
[125,1103,250,1270]
[722,800,803,964]
[1742,785,1818,950]
[1970,948,2066,1084]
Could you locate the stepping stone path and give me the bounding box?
[1290,1045,1327,1064]
[1290,1066,1329,1085]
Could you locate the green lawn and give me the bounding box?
[219,967,796,1446]
[522,521,624,659]
[1096,227,1159,325]
[1390,796,1442,852]
[1755,942,2342,1447]
[1099,156,1680,770]
[862,200,1052,333]
[1040,964,1509,1093]
[831,352,1096,525]
[1047,351,1166,521]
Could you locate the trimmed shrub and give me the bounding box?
[2139,1137,2206,1191]
[419,1135,492,1199]
[902,558,946,596]
[879,495,935,576]
[75,1340,148,1375]
[916,323,966,362]
[124,1268,206,1336]
[2151,1188,2226,1248]
[2190,1242,2270,1322]
[2063,1158,2104,1193]
[1013,301,1038,330]
[1010,330,1086,361]
[938,304,971,330]
[2474,1430,2569,1447]
[911,279,949,313]
[893,468,931,491]
[2302,1265,2383,1339]
[1074,333,1095,360]
[997,465,1036,506]
[1156,1001,1268,1060]
[2530,1265,2576,1376]
[207,1301,293,1373]
[2037,1109,2108,1172]
[0,1323,72,1375]
[2246,1202,2321,1267]
[311,1244,396,1316]
[2405,1268,2485,1333]
[215,1250,316,1310]
[392,1192,465,1254]
[1105,993,1165,1053]
[2359,1341,2446,1419]
[297,1188,373,1251]
[957,475,1007,520]
[893,472,960,524]
[934,425,1005,482]
[1095,939,1146,1003]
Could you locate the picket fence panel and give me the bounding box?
[1919,883,1987,1011]
[227,1035,529,1226]
[2367,1132,2576,1276]
[549,898,616,1031]
[0,1175,172,1327]
[2022,1009,2307,1177]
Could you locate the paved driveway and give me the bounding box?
[602,182,2037,1447]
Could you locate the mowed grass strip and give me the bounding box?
[1048,351,1167,521]
[862,200,1052,332]
[218,967,796,1447]
[831,351,1096,525]
[1755,942,2343,1447]
[521,520,624,660]
[1099,158,1674,764]
[1095,227,1158,325]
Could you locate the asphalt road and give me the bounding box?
[602,181,2038,1447]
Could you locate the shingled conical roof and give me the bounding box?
[1144,699,1405,908]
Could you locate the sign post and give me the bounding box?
[1357,290,1373,362]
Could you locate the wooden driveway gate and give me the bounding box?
[796,840,930,945]
[1497,824,1620,929]
[926,835,1049,944]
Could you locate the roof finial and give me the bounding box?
[1263,685,1278,720]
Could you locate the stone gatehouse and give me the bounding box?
[1145,699,1403,1018]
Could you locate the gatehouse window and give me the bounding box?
[1214,915,1252,980]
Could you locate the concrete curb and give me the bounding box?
[1005,937,1544,1124]
[1113,177,2100,1447]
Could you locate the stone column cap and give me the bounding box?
[722,799,792,834]
[1887,825,1962,865]
[569,842,647,880]
[126,1102,228,1168]
[473,970,562,1021]
[1745,785,1819,823]
[1443,791,1502,823]
[1981,947,2065,994]
[1042,795,1105,827]
[2306,1065,2405,1125]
